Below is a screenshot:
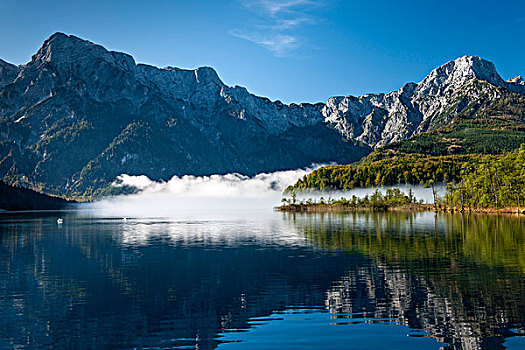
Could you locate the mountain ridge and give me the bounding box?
[0,33,523,198]
[0,33,368,198]
[323,55,525,148]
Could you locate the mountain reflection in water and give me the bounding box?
[0,211,523,349]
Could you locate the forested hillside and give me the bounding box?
[289,82,525,194]
[0,181,74,210]
[443,144,525,209]
[287,154,489,192]
[382,82,525,156]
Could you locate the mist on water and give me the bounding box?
[79,167,444,219]
[80,167,318,219]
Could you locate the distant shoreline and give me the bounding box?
[275,203,525,214]
[0,181,75,211]
[274,203,433,213]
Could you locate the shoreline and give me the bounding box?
[275,203,525,214]
[274,203,434,213]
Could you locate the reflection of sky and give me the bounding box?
[218,308,445,350]
[73,204,442,248]
[1,210,523,349]
[116,218,306,247]
[80,168,319,219]
[66,210,445,256]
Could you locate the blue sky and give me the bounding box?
[1,0,524,103]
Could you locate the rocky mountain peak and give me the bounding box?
[34,33,88,62]
[457,56,502,83]
[322,55,524,149]
[43,32,78,47]
[32,32,136,71]
[0,58,18,71]
[419,56,504,91]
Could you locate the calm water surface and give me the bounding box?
[0,209,524,349]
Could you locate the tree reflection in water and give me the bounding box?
[0,212,523,349]
[285,212,525,349]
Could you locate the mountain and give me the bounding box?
[0,33,523,198]
[0,33,368,198]
[324,55,525,148]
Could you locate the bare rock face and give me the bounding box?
[323,56,525,148]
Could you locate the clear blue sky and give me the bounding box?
[1,0,524,103]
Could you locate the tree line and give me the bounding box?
[442,144,525,210]
[281,188,422,211]
[287,154,488,192]
[287,144,525,211]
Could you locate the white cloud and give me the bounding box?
[112,167,317,197]
[231,0,320,56]
[242,0,314,16]
[268,17,310,31]
[81,167,322,219]
[229,30,299,56]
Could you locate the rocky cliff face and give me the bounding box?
[323,56,525,148]
[0,33,523,197]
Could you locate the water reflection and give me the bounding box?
[0,211,523,349]
[285,212,525,349]
[288,211,525,271]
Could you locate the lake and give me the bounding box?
[0,209,523,349]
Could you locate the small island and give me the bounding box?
[276,188,433,212]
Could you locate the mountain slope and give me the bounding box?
[0,33,523,198]
[323,56,525,148]
[0,59,19,89]
[287,82,525,193]
[381,81,525,156]
[0,180,74,210]
[0,33,369,198]
[287,61,525,192]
